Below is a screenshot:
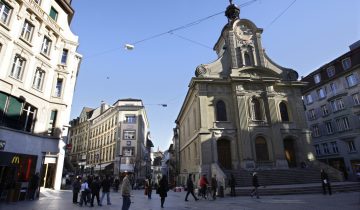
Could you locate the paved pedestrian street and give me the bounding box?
[0,188,359,210]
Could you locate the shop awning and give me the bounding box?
[93,163,112,171]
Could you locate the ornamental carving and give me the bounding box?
[235,24,254,47]
[195,65,207,77]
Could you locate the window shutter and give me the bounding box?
[0,92,7,118]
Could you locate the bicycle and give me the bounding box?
[197,186,212,200]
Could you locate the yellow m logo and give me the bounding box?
[11,156,20,164]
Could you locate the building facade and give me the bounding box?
[175,3,314,185]
[0,0,81,195]
[68,99,152,181]
[301,41,360,180]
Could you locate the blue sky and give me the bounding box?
[69,0,359,151]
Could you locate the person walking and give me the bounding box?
[250,172,259,199]
[211,175,218,200]
[158,175,169,208]
[229,173,236,197]
[90,176,102,207]
[79,178,90,207]
[320,169,332,195]
[100,176,112,205]
[121,172,132,210]
[185,174,198,201]
[114,178,120,192]
[28,172,39,200]
[72,177,81,204]
[145,178,153,199]
[199,174,209,199]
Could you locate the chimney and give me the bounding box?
[100,101,106,113]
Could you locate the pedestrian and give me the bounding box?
[72,176,81,204]
[199,174,209,199]
[250,172,259,199]
[158,175,169,208]
[185,174,198,201]
[114,178,120,192]
[100,175,112,205]
[28,172,40,200]
[320,169,332,195]
[211,175,218,200]
[90,176,102,207]
[79,178,90,207]
[229,173,236,197]
[86,175,93,203]
[145,178,153,199]
[121,172,132,210]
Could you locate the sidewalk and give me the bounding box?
[0,188,359,210]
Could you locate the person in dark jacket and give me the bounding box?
[229,173,236,197]
[320,169,332,195]
[250,172,259,199]
[90,176,102,206]
[145,178,153,199]
[114,178,120,192]
[211,175,218,200]
[100,176,111,205]
[28,172,40,200]
[72,177,81,203]
[185,174,198,201]
[158,175,169,208]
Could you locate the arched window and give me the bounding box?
[255,136,269,161]
[244,52,251,66]
[279,102,290,122]
[216,100,227,121]
[251,98,262,120]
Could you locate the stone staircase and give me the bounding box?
[224,167,341,187]
[233,182,360,196]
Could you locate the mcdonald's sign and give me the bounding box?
[11,156,20,164]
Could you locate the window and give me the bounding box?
[20,20,34,42]
[309,109,316,120]
[55,77,63,97]
[244,52,251,66]
[32,68,45,90]
[346,74,357,87]
[34,0,41,4]
[331,142,339,153]
[352,93,360,105]
[315,144,321,156]
[343,117,350,130]
[0,1,11,25]
[347,140,356,152]
[336,117,350,131]
[317,88,326,99]
[0,92,37,132]
[125,115,136,124]
[216,100,227,121]
[41,36,52,56]
[325,122,333,134]
[49,7,58,21]
[330,83,337,94]
[10,55,26,80]
[314,74,321,84]
[250,98,262,120]
[61,49,68,64]
[321,105,329,116]
[327,66,335,77]
[279,102,289,121]
[342,58,351,70]
[312,125,320,137]
[123,130,135,140]
[122,147,135,156]
[322,143,330,154]
[331,98,344,112]
[306,94,313,104]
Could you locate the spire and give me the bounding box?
[225,1,240,21]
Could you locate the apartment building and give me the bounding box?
[301,41,360,180]
[0,0,81,196]
[68,99,152,181]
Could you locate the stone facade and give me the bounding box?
[301,41,360,180]
[175,4,314,185]
[0,0,81,190]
